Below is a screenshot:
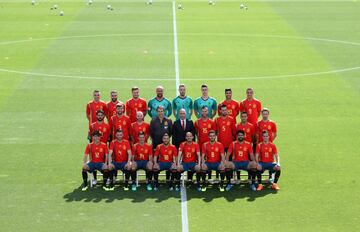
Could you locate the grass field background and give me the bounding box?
[0,0,359,231]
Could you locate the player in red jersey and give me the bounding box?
[131,131,154,191]
[89,110,111,144]
[110,103,131,142]
[81,131,110,191]
[239,87,262,126]
[106,90,124,122]
[195,106,216,148]
[125,86,147,123]
[131,111,150,144]
[176,132,201,191]
[235,111,256,181]
[200,130,226,192]
[256,108,277,143]
[108,129,133,191]
[215,104,236,150]
[225,130,258,191]
[217,88,239,123]
[153,133,178,191]
[255,131,281,191]
[86,90,108,140]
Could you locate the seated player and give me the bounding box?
[152,133,178,191]
[225,130,258,191]
[200,130,226,192]
[255,131,281,191]
[81,131,109,191]
[131,131,154,191]
[176,132,201,191]
[108,129,133,191]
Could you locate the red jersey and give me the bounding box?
[257,120,277,142]
[195,118,216,147]
[256,142,277,163]
[228,141,253,162]
[86,100,108,125]
[236,122,255,143]
[106,100,124,120]
[202,141,224,163]
[90,121,110,144]
[155,144,178,163]
[109,139,131,163]
[239,98,261,125]
[179,142,200,163]
[215,116,236,148]
[111,114,131,140]
[131,122,150,144]
[132,142,153,161]
[125,98,147,123]
[85,142,108,163]
[217,100,239,122]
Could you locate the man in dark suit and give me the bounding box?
[172,109,196,182]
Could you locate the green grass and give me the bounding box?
[0,0,359,231]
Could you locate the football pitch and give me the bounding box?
[0,0,359,231]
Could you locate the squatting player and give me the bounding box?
[108,129,133,191]
[225,130,257,191]
[153,133,178,191]
[81,131,109,191]
[176,132,201,191]
[255,131,281,191]
[200,130,226,192]
[131,131,154,191]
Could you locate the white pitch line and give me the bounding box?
[173,1,180,94]
[173,1,189,232]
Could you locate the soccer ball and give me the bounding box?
[178,4,183,10]
[240,3,245,9]
[107,4,112,10]
[208,0,214,5]
[53,4,58,9]
[88,0,93,5]
[59,11,64,16]
[31,0,36,5]
[147,0,153,5]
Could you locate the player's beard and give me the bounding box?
[157,94,163,98]
[238,138,244,142]
[112,98,117,102]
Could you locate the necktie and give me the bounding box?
[181,120,185,130]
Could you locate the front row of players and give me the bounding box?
[82,129,281,192]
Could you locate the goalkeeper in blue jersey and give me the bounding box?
[148,86,172,119]
[194,84,217,119]
[172,84,193,120]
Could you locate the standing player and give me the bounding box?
[86,90,108,140]
[172,84,193,120]
[131,131,154,191]
[239,87,262,126]
[255,130,281,191]
[194,84,217,119]
[200,130,226,192]
[130,111,150,144]
[215,104,236,151]
[81,131,109,191]
[106,90,123,122]
[125,86,147,123]
[256,108,277,143]
[110,103,131,142]
[195,106,216,148]
[152,133,178,191]
[225,130,257,191]
[217,88,239,123]
[176,132,201,191]
[148,86,172,119]
[108,129,133,191]
[89,110,110,144]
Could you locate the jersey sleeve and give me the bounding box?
[84,144,90,155]
[147,99,153,117]
[239,100,245,113]
[148,146,153,156]
[227,142,234,156]
[256,100,262,116]
[272,144,278,154]
[217,103,222,116]
[126,141,131,151]
[201,143,206,155]
[166,99,172,117]
[86,103,91,117]
[273,122,277,133]
[255,144,260,154]
[189,97,193,110]
[179,143,184,153]
[195,143,200,153]
[219,143,224,154]
[109,141,114,151]
[154,145,160,157]
[212,98,218,111]
[173,146,178,157]
[104,145,109,154]
[131,144,137,156]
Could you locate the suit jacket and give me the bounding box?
[172,119,195,149]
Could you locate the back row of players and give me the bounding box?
[81,84,281,192]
